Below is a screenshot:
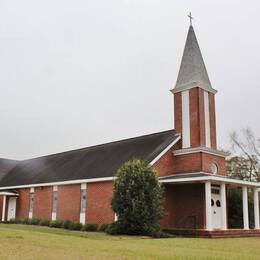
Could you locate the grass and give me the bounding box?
[1,224,260,259]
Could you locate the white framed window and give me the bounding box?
[52,190,58,213]
[80,189,87,213]
[29,192,34,213]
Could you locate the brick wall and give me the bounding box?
[202,153,226,176]
[16,189,30,219]
[56,184,81,222]
[209,93,217,149]
[174,92,182,134]
[86,181,114,224]
[154,150,175,177]
[189,88,200,147]
[154,150,226,176]
[33,186,52,219]
[159,183,205,229]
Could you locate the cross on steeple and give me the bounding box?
[188,12,193,26]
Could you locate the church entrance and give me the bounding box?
[211,187,222,229]
[7,197,17,221]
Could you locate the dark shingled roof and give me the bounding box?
[0,130,179,187]
[0,158,18,181]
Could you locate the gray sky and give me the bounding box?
[0,0,259,160]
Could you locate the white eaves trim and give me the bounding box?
[149,135,181,166]
[0,191,19,196]
[173,147,228,158]
[0,176,115,191]
[171,82,217,95]
[160,173,260,188]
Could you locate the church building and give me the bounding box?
[0,23,260,237]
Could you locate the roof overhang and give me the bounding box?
[149,134,181,165]
[171,82,218,95]
[0,191,19,196]
[159,172,260,188]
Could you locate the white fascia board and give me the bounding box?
[171,82,217,95]
[160,174,260,187]
[149,135,181,166]
[0,177,115,191]
[0,192,19,196]
[173,147,228,158]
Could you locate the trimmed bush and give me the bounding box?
[49,220,63,228]
[39,219,50,226]
[8,218,18,224]
[99,223,109,232]
[22,218,30,225]
[69,222,83,231]
[111,158,164,236]
[82,224,98,232]
[62,220,72,230]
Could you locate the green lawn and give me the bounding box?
[0,224,260,259]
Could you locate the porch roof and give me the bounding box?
[159,172,260,188]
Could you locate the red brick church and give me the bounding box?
[0,24,260,237]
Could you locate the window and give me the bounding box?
[29,193,34,213]
[80,189,87,213]
[211,163,218,175]
[52,191,58,213]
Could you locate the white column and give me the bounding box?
[254,188,259,229]
[242,186,249,229]
[1,195,6,222]
[220,183,227,230]
[205,181,212,231]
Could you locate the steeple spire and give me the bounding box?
[172,24,216,94]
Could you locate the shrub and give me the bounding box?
[111,158,164,236]
[82,223,98,232]
[99,223,109,232]
[30,218,40,225]
[69,222,83,231]
[8,218,18,224]
[49,220,63,228]
[22,218,30,225]
[39,219,50,226]
[62,220,72,230]
[15,218,23,224]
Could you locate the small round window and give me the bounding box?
[211,163,218,175]
[211,199,214,206]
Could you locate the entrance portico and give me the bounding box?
[0,191,19,222]
[160,173,260,235]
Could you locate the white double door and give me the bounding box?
[7,197,17,221]
[211,187,222,229]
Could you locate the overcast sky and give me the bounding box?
[0,0,259,160]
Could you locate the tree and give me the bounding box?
[228,127,260,181]
[227,127,259,228]
[110,158,164,236]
